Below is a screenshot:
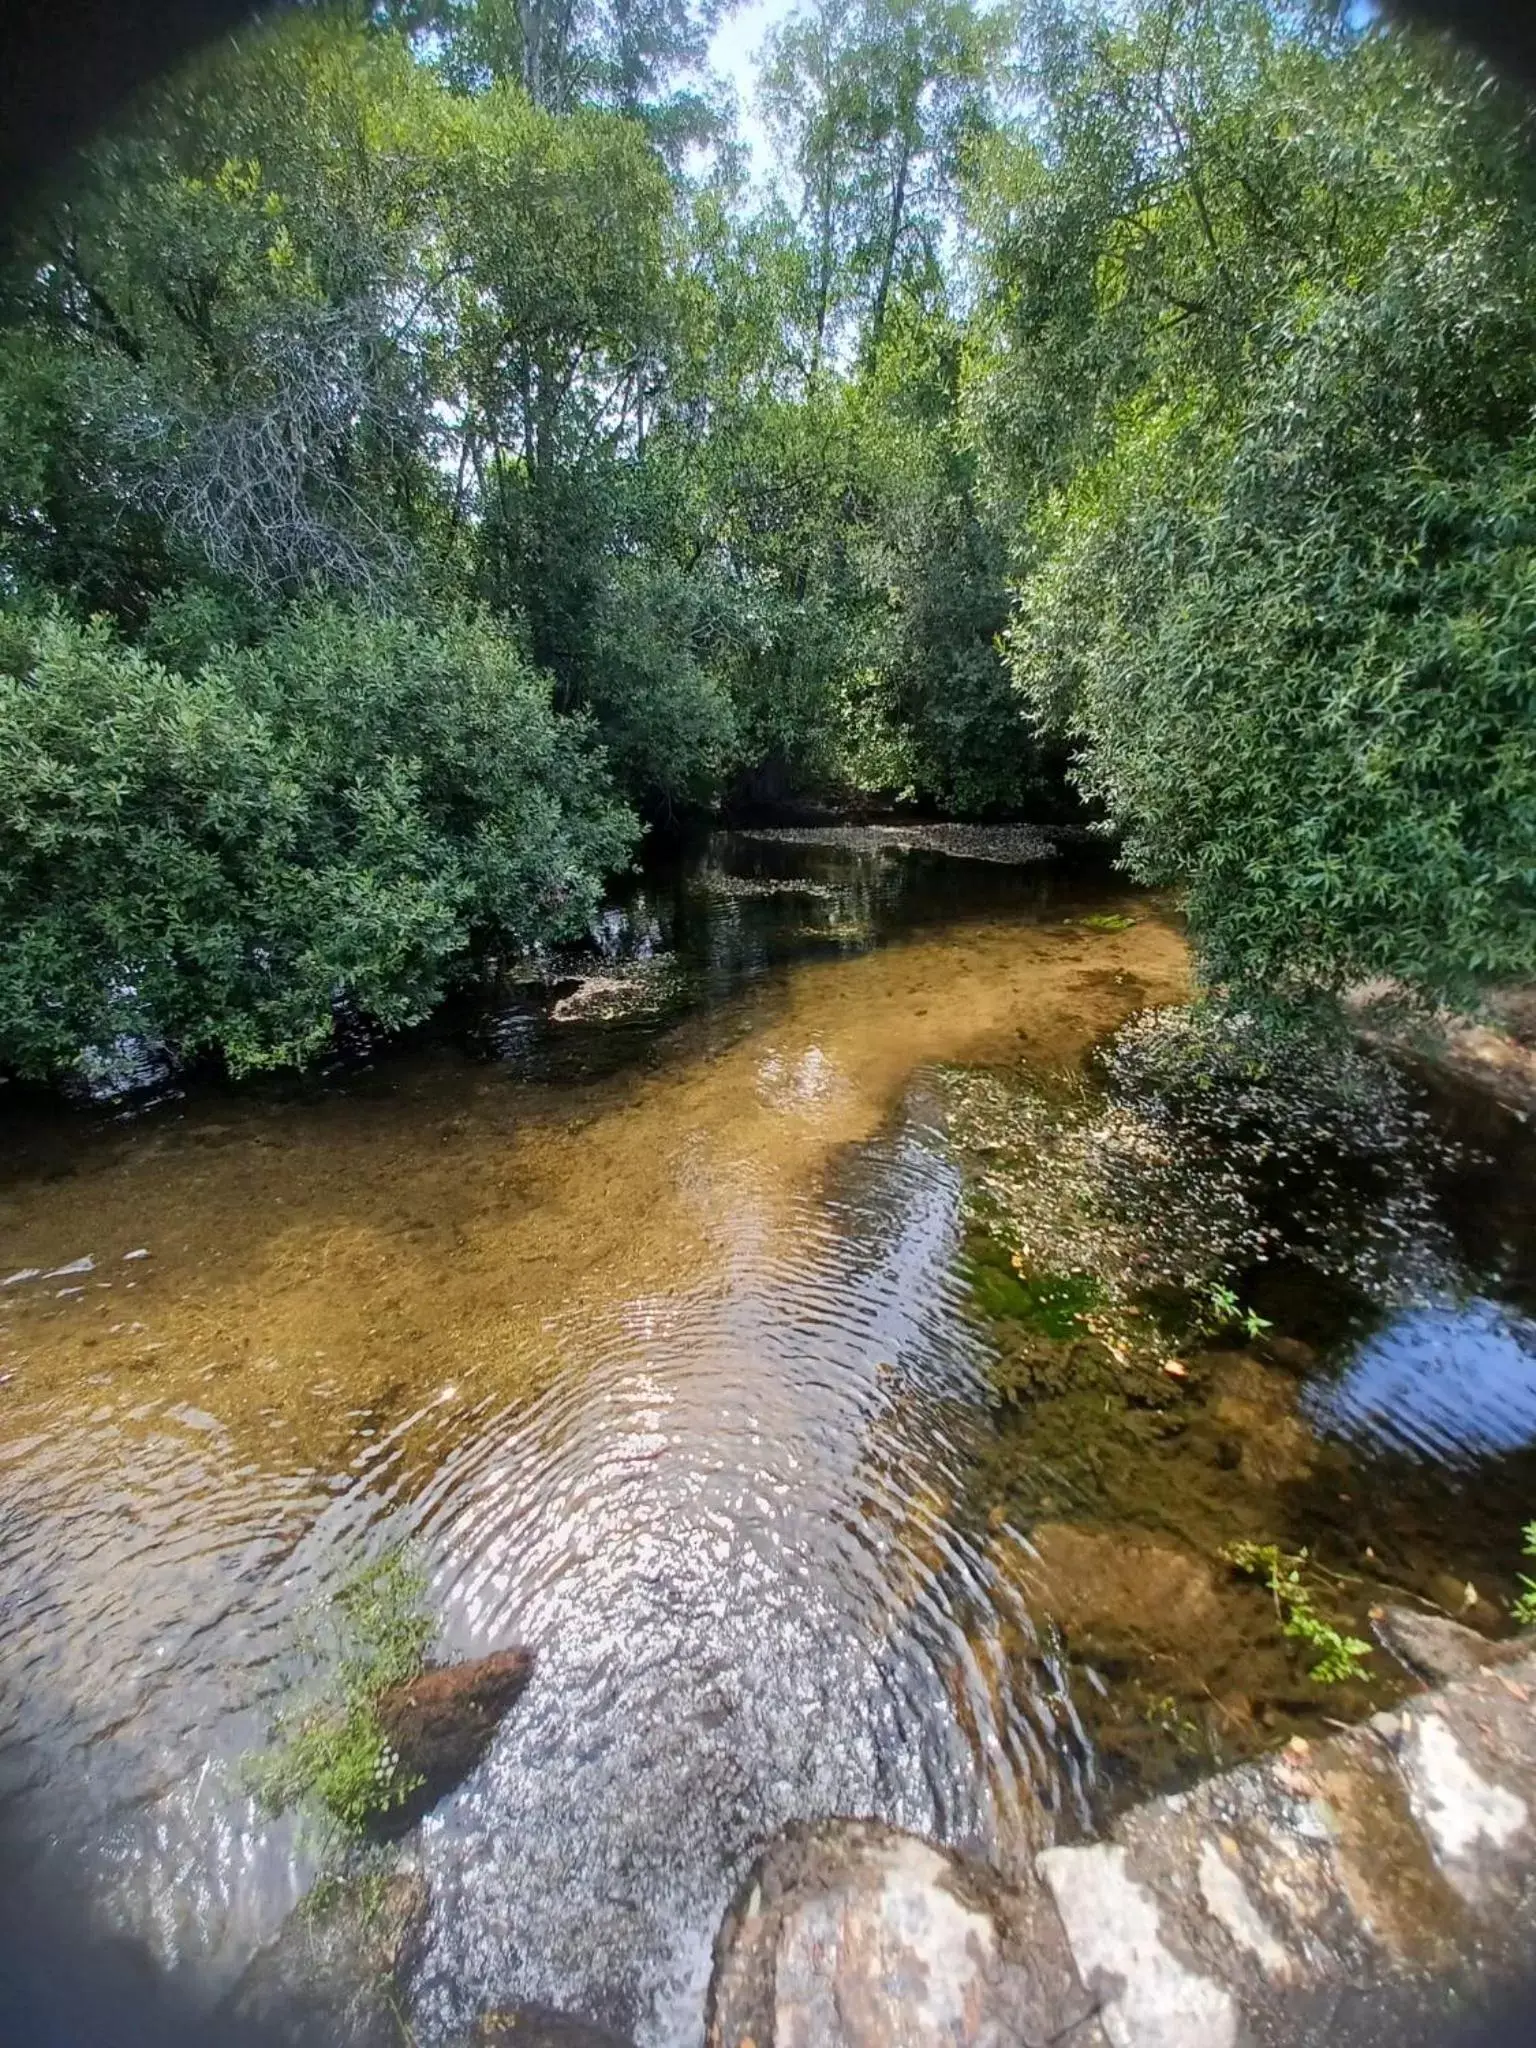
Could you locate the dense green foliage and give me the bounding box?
[0,603,631,1074]
[979,2,1536,998]
[2,0,1533,1076]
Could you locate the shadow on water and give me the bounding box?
[1,827,1535,2045]
[0,1838,276,2048]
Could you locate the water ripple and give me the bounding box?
[0,1107,1091,2042]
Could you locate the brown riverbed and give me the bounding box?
[0,871,1184,1462]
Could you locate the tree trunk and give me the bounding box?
[870,137,911,356]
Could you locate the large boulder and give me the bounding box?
[704,1819,1099,2048]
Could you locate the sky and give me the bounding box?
[707,0,800,183]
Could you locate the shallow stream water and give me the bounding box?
[2,829,1535,2045]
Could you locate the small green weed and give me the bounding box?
[249,1547,434,1844]
[331,1547,435,1690]
[1224,1541,1372,1685]
[1143,1692,1207,1756]
[1512,1520,1536,1626]
[1205,1282,1273,1343]
[1076,913,1138,933]
[252,1701,419,1838]
[300,1865,392,1927]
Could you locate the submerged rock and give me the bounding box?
[1013,1521,1226,1661]
[1208,1354,1317,1488]
[705,1818,1095,2048]
[225,1871,428,2048]
[465,2004,634,2046]
[377,1647,535,1815]
[1377,1606,1531,1686]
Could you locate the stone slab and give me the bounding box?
[704,1818,1094,2048]
[1039,1636,1536,2048]
[706,1624,1536,2048]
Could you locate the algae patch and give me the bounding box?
[932,1000,1487,1806]
[941,1000,1453,1335]
[965,1237,1102,1341]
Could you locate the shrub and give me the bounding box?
[0,601,636,1077]
[1008,188,1536,1005]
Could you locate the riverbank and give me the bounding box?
[1353,983,1536,1121]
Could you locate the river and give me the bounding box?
[2,827,1534,2045]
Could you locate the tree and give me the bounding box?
[0,16,442,610]
[6,0,1533,1084]
[760,0,1005,372]
[980,0,1536,997]
[848,300,1044,812]
[394,0,729,154]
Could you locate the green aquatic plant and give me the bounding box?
[1224,1541,1372,1686]
[1076,913,1137,934]
[249,1546,434,1843]
[1205,1283,1272,1344]
[942,1003,1451,1356]
[299,1865,392,1927]
[1142,1692,1209,1759]
[1512,1521,1536,1627]
[966,1238,1102,1339]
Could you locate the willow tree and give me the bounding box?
[972,0,1536,998]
